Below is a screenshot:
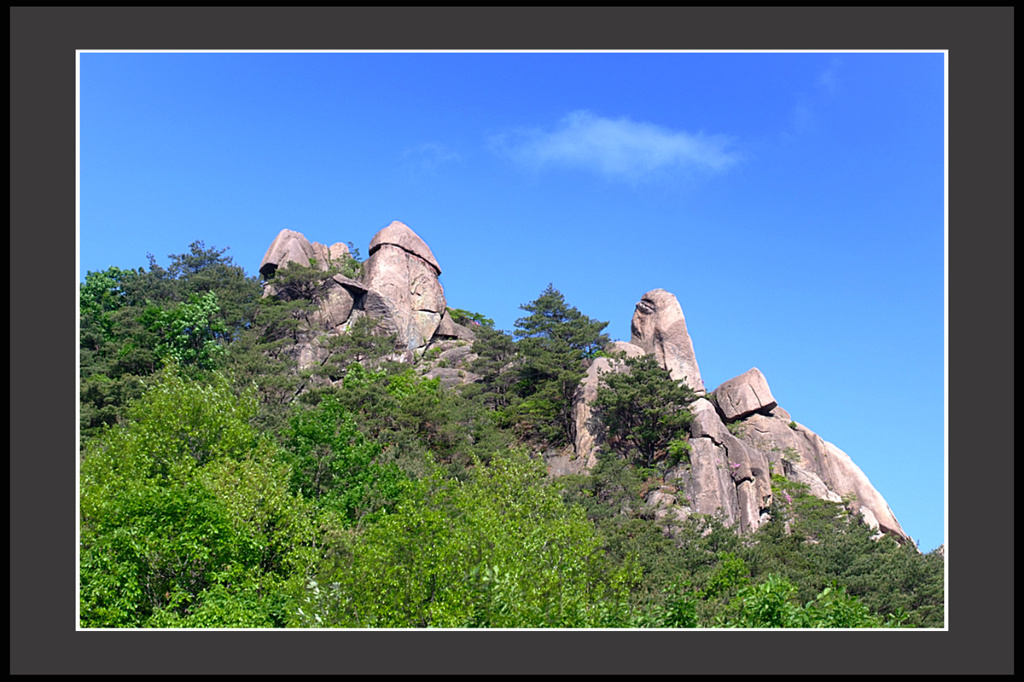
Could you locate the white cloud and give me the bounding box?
[492,110,740,182]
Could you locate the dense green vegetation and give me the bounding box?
[79,243,943,628]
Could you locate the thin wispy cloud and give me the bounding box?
[790,59,842,134]
[400,142,460,176]
[492,110,740,183]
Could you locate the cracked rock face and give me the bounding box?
[682,398,773,532]
[734,404,909,542]
[630,289,704,394]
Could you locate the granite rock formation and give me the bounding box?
[570,341,646,472]
[714,367,777,422]
[362,221,449,351]
[255,224,908,544]
[569,288,908,543]
[630,289,705,394]
[258,222,476,378]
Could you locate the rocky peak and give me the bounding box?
[368,220,442,276]
[259,228,350,280]
[569,287,909,544]
[630,289,705,395]
[254,226,910,546]
[362,222,447,350]
[258,221,475,369]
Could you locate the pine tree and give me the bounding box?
[513,285,609,446]
[593,352,696,469]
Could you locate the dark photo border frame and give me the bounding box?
[11,6,1013,675]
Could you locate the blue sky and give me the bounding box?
[78,51,946,552]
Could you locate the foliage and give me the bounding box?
[79,367,320,628]
[293,450,638,628]
[721,574,886,628]
[447,307,494,328]
[592,352,696,469]
[141,291,229,370]
[281,395,409,526]
[313,314,401,384]
[511,284,609,446]
[79,241,943,629]
[79,243,262,443]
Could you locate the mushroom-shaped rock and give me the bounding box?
[630,289,704,394]
[368,221,442,275]
[713,368,777,421]
[362,221,447,350]
[260,230,351,280]
[260,229,318,279]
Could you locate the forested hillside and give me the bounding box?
[79,242,944,628]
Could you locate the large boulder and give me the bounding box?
[570,341,646,471]
[368,220,442,275]
[259,229,350,279]
[260,229,317,279]
[713,367,777,421]
[630,289,705,394]
[362,222,447,350]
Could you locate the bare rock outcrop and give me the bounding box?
[713,367,777,422]
[434,309,477,342]
[820,440,907,539]
[259,229,350,279]
[630,289,705,394]
[362,221,447,350]
[254,225,911,546]
[732,402,909,542]
[676,398,774,532]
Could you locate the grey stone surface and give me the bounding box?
[259,229,318,278]
[630,289,704,394]
[368,220,442,275]
[713,367,777,421]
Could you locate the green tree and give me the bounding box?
[512,284,609,446]
[282,395,409,526]
[79,367,320,628]
[293,450,638,628]
[79,243,262,444]
[313,314,401,384]
[463,324,521,419]
[141,291,229,370]
[592,352,696,469]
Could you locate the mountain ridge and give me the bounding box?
[259,220,911,546]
